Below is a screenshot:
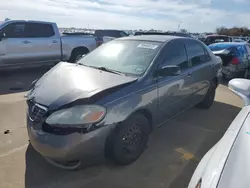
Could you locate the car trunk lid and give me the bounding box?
[212,49,235,66]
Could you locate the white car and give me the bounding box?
[188,78,250,188]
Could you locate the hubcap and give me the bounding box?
[121,124,143,154]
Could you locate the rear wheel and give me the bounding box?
[108,114,150,165]
[196,82,216,109]
[69,48,89,63]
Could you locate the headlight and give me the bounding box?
[45,105,106,126]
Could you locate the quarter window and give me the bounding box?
[186,40,210,67]
[161,41,189,70]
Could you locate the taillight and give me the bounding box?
[231,57,240,65]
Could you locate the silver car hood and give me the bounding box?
[188,105,250,188]
[217,111,250,188]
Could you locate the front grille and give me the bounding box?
[27,101,48,122]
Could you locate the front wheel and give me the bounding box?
[108,114,150,165]
[196,82,216,109]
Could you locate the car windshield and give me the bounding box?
[78,40,162,76]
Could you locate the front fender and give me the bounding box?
[101,83,158,127]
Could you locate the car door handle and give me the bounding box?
[52,40,58,43]
[22,40,31,44]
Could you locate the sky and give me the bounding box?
[0,0,250,32]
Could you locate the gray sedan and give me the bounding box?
[188,78,250,188]
[26,35,221,169]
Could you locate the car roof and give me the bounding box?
[209,42,247,47]
[4,20,55,24]
[118,35,186,42]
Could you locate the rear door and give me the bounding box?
[157,40,194,119]
[185,39,214,103]
[24,22,61,64]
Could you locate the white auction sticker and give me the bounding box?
[137,43,158,49]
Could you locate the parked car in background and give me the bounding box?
[209,42,250,79]
[134,31,192,38]
[26,35,221,169]
[0,20,98,69]
[188,78,250,188]
[203,35,233,46]
[94,29,128,45]
[197,36,205,42]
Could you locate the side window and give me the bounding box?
[161,41,189,70]
[1,23,26,38]
[185,40,209,67]
[120,31,127,37]
[25,23,55,38]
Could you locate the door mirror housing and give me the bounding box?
[157,65,181,77]
[228,78,250,106]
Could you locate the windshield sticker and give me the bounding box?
[137,44,158,50]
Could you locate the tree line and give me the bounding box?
[216,26,250,36]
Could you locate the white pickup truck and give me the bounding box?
[0,20,98,69]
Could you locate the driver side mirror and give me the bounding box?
[157,65,181,77]
[228,78,250,106]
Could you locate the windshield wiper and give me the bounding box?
[78,64,126,76]
[90,66,125,75]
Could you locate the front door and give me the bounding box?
[157,40,194,121]
[0,22,32,66]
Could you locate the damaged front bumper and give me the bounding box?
[27,116,113,169]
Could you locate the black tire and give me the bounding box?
[108,114,150,165]
[196,82,216,109]
[69,48,89,63]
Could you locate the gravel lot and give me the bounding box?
[0,68,243,188]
